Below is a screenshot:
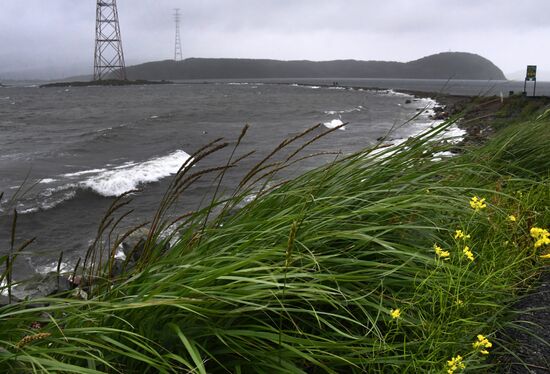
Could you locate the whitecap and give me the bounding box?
[35,261,71,274]
[20,207,39,214]
[324,106,362,115]
[39,178,57,184]
[382,89,412,98]
[81,150,192,196]
[323,119,346,131]
[63,168,107,178]
[0,279,7,296]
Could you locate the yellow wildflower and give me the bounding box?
[472,334,492,355]
[446,355,466,373]
[463,246,474,262]
[469,196,487,211]
[540,253,550,259]
[536,237,550,248]
[434,244,450,259]
[508,215,517,222]
[530,227,550,248]
[390,308,401,319]
[454,230,471,240]
[530,227,549,239]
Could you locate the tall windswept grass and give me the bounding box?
[0,110,549,373]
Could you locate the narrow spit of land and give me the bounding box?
[39,79,172,88]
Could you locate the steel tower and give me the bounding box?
[174,9,183,61]
[94,0,127,80]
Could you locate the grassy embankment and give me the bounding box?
[0,96,549,373]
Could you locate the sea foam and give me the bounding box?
[81,150,191,196]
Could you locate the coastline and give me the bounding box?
[1,82,549,372]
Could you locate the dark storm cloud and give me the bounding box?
[1,0,549,79]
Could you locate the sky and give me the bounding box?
[1,0,549,80]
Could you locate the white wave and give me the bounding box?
[150,115,159,119]
[328,86,346,90]
[113,161,138,169]
[35,261,71,274]
[42,190,77,210]
[63,168,107,178]
[0,152,27,161]
[324,106,362,115]
[309,86,320,89]
[323,119,346,131]
[16,188,77,215]
[39,178,57,184]
[382,89,412,98]
[20,207,39,214]
[41,184,78,197]
[82,150,192,197]
[115,246,126,260]
[439,125,467,144]
[433,151,454,157]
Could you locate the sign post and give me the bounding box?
[524,65,537,96]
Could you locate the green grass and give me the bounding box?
[0,103,549,373]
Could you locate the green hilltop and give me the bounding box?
[124,52,506,80]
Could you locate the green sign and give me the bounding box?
[526,65,537,81]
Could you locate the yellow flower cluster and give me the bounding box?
[469,196,487,211]
[530,227,550,249]
[463,246,474,262]
[454,230,471,240]
[390,308,401,319]
[446,355,465,373]
[508,215,517,222]
[434,244,450,259]
[472,334,492,355]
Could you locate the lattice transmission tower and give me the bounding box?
[174,8,183,61]
[94,0,127,80]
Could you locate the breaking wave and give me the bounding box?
[13,150,192,214]
[81,149,191,196]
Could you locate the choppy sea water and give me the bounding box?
[1,81,463,280]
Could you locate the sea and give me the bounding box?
[1,78,549,282]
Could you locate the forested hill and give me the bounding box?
[124,52,506,81]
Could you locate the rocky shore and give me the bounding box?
[402,90,550,147]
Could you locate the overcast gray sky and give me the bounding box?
[1,0,549,79]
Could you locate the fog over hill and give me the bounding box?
[123,52,506,81]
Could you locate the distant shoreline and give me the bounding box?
[39,79,172,88]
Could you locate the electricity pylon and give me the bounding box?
[94,0,127,80]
